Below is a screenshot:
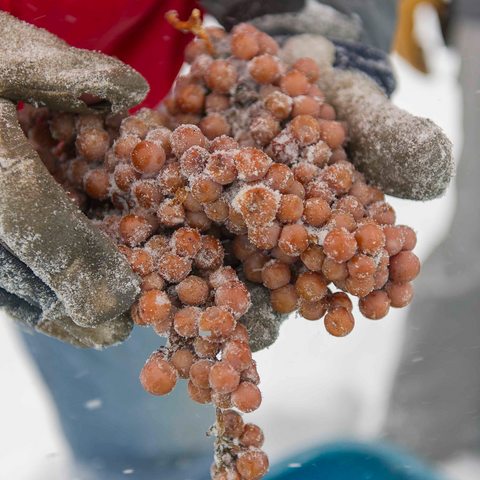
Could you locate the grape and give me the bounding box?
[157,199,185,228]
[209,362,240,394]
[236,449,269,480]
[251,114,281,146]
[170,349,195,379]
[270,284,299,313]
[292,95,321,117]
[200,114,231,140]
[119,214,152,247]
[355,224,386,255]
[327,292,353,311]
[190,359,215,389]
[264,163,295,192]
[301,245,326,272]
[177,276,209,305]
[385,282,414,308]
[205,93,230,113]
[398,225,417,251]
[345,275,374,297]
[132,179,163,210]
[205,60,237,93]
[248,221,282,250]
[280,71,309,97]
[304,197,331,227]
[292,57,321,83]
[141,273,165,293]
[389,251,420,283]
[278,224,309,256]
[241,361,260,385]
[235,148,272,182]
[187,380,212,404]
[127,249,155,277]
[277,194,304,223]
[231,382,262,413]
[171,124,207,157]
[171,227,202,258]
[327,211,356,232]
[138,290,171,325]
[146,127,172,156]
[84,169,111,200]
[334,195,364,221]
[235,186,278,227]
[194,336,221,359]
[290,115,321,147]
[120,116,148,139]
[195,236,224,270]
[249,55,280,84]
[215,281,251,317]
[222,340,253,372]
[158,252,192,283]
[177,84,206,113]
[299,299,327,321]
[324,307,355,337]
[199,307,236,343]
[223,409,244,438]
[359,290,391,320]
[240,423,264,448]
[231,33,260,60]
[257,31,279,55]
[76,127,109,160]
[140,356,178,395]
[131,141,166,174]
[321,164,352,195]
[319,121,345,149]
[367,201,396,225]
[296,272,327,302]
[322,257,348,281]
[264,91,293,120]
[229,322,250,345]
[347,254,376,279]
[233,235,258,261]
[261,260,291,290]
[173,306,200,337]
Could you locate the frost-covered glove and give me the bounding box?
[204,0,454,201]
[0,12,149,348]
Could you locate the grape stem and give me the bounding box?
[165,9,215,56]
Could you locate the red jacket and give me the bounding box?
[1,0,199,108]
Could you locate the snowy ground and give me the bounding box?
[0,5,471,480]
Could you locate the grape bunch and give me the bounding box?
[18,12,421,480]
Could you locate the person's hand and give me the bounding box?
[280,33,454,201]
[0,12,149,348]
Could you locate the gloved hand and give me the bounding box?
[0,12,149,348]
[279,33,454,200]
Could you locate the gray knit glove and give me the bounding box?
[0,12,149,348]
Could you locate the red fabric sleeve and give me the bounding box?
[1,0,200,108]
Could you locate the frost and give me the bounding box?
[84,398,103,410]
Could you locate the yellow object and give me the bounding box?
[393,0,446,73]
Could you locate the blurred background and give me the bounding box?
[0,0,478,479]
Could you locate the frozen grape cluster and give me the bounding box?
[19,16,420,480]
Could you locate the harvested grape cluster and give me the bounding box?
[20,16,420,480]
